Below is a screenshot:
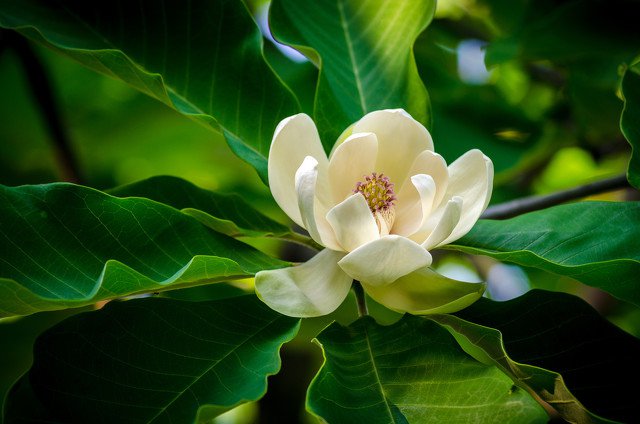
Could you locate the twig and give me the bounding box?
[6,30,83,184]
[352,281,368,317]
[481,174,630,220]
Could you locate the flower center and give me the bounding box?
[353,172,396,213]
[353,172,396,235]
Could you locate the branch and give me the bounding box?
[481,174,631,220]
[5,30,83,184]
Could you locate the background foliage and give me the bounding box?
[1,0,639,422]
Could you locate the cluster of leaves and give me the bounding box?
[0,0,639,422]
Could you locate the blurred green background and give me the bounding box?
[1,0,639,422]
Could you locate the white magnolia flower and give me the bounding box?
[256,109,493,317]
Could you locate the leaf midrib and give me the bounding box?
[363,324,401,423]
[336,0,367,114]
[146,314,283,423]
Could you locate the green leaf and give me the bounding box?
[110,175,290,238]
[269,0,434,148]
[306,315,547,423]
[0,0,299,181]
[0,183,287,317]
[263,41,318,116]
[435,290,640,423]
[621,60,640,190]
[4,295,300,423]
[448,201,640,307]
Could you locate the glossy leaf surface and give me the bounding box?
[449,202,640,306]
[110,175,290,237]
[442,290,640,423]
[269,0,434,147]
[306,315,547,423]
[0,183,286,317]
[0,0,299,181]
[4,295,300,423]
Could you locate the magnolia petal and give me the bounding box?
[328,132,378,204]
[326,193,379,252]
[294,157,341,251]
[393,174,436,236]
[353,109,434,185]
[404,150,449,205]
[329,123,356,157]
[295,156,324,246]
[439,150,493,245]
[422,196,463,250]
[363,267,486,314]
[338,235,432,286]
[254,249,351,318]
[268,114,329,227]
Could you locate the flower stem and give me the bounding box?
[352,281,368,317]
[481,174,630,219]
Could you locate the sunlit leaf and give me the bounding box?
[4,295,300,423]
[269,0,434,148]
[448,202,640,306]
[0,183,287,317]
[306,315,547,423]
[0,0,299,181]
[110,175,291,238]
[621,60,640,190]
[432,290,640,423]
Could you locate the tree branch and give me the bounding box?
[481,174,631,220]
[5,30,83,184]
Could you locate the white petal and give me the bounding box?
[392,174,436,237]
[363,268,486,314]
[328,132,378,204]
[402,150,449,204]
[422,196,463,250]
[295,156,324,246]
[268,114,329,227]
[254,249,351,317]
[326,194,379,252]
[338,235,432,286]
[353,109,434,186]
[439,150,493,245]
[294,157,342,251]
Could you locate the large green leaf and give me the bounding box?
[435,290,640,423]
[110,175,290,238]
[0,0,299,181]
[448,201,640,306]
[621,60,640,189]
[0,183,287,317]
[306,315,547,423]
[269,0,434,148]
[4,295,300,423]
